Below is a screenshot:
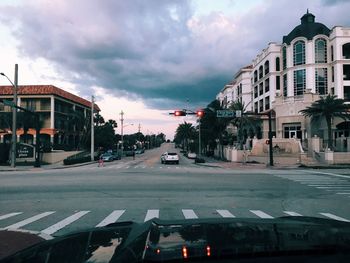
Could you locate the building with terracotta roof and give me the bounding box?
[0,85,100,149]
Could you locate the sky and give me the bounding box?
[1,0,350,140]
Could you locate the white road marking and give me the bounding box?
[41,211,90,235]
[144,210,159,222]
[336,192,350,195]
[96,210,125,227]
[320,213,350,222]
[283,211,302,216]
[182,209,198,219]
[0,212,23,221]
[5,211,55,229]
[302,170,350,179]
[316,186,350,189]
[250,210,274,219]
[216,210,235,218]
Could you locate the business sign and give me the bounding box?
[16,143,34,158]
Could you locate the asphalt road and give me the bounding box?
[1,143,350,237]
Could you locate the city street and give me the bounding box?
[1,143,350,237]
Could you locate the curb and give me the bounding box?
[0,161,97,172]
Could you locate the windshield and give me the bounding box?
[1,0,350,262]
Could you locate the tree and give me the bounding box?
[300,94,350,150]
[228,101,261,149]
[174,122,196,152]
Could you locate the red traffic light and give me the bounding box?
[174,110,186,116]
[196,110,204,117]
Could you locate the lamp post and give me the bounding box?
[1,64,18,168]
[120,110,134,157]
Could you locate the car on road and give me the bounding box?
[161,152,179,164]
[100,153,114,162]
[187,152,197,159]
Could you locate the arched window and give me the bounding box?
[264,60,269,75]
[282,46,287,70]
[254,70,258,82]
[259,65,263,79]
[275,57,280,71]
[315,38,327,63]
[293,40,305,66]
[343,43,350,59]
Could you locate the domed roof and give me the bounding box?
[283,11,330,45]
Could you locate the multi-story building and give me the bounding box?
[0,85,100,149]
[217,11,350,146]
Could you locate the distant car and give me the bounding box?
[101,153,114,162]
[187,152,197,159]
[135,148,145,154]
[111,151,121,160]
[161,152,179,164]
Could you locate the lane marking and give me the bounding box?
[336,192,350,195]
[316,186,350,189]
[144,210,159,222]
[41,211,90,235]
[96,210,125,227]
[216,210,235,218]
[5,211,55,229]
[182,209,198,219]
[283,211,302,216]
[320,213,350,222]
[0,212,23,221]
[302,170,350,179]
[250,210,274,219]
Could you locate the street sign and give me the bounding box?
[2,99,16,107]
[16,143,35,158]
[216,110,235,118]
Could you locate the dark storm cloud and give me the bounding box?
[0,0,349,110]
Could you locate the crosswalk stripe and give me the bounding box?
[182,209,198,219]
[144,210,159,222]
[96,210,125,227]
[216,210,235,218]
[283,211,302,216]
[41,211,90,235]
[336,192,350,195]
[5,212,55,229]
[0,212,23,221]
[320,213,350,222]
[250,210,274,219]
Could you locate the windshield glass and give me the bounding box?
[1,0,350,261]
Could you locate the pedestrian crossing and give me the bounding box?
[273,172,350,197]
[84,163,220,171]
[1,209,349,237]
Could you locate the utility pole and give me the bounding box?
[198,117,201,157]
[138,123,141,133]
[268,111,274,166]
[90,96,94,161]
[11,64,18,168]
[120,110,124,157]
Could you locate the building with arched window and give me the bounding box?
[217,11,350,154]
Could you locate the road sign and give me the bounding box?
[216,110,235,118]
[2,99,16,107]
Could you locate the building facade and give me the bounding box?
[217,11,350,147]
[0,85,100,149]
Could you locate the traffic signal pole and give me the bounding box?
[268,111,274,166]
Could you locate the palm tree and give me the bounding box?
[300,94,350,150]
[229,101,261,149]
[175,122,196,152]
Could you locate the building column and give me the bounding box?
[33,134,36,144]
[50,135,54,144]
[50,96,55,129]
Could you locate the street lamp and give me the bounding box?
[120,110,134,157]
[1,64,18,168]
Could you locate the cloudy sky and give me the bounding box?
[1,0,350,139]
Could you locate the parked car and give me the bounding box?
[187,152,197,159]
[100,153,114,162]
[161,152,179,164]
[111,151,121,160]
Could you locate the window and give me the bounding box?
[293,40,305,66]
[254,70,258,82]
[283,123,302,139]
[344,86,350,101]
[254,102,258,113]
[275,57,280,71]
[265,96,270,110]
[264,60,269,75]
[259,82,263,96]
[276,76,280,90]
[315,68,328,95]
[254,86,258,98]
[332,66,334,82]
[283,74,288,97]
[315,38,327,63]
[331,45,334,61]
[342,43,350,59]
[282,46,287,70]
[259,99,263,112]
[343,65,350,80]
[294,69,306,96]
[265,78,269,93]
[259,65,263,79]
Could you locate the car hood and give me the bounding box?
[2,217,350,262]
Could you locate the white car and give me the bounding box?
[187,152,197,159]
[161,152,179,164]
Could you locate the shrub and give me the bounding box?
[63,156,91,165]
[195,157,206,163]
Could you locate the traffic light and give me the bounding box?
[174,110,186,116]
[196,110,204,118]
